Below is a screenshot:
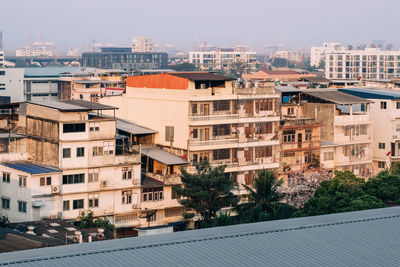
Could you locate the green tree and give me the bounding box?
[295,171,385,217]
[78,210,114,230]
[176,161,239,227]
[363,170,400,204]
[238,170,295,222]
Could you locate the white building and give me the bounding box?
[16,42,54,57]
[271,50,304,64]
[131,37,155,52]
[310,43,344,67]
[0,50,4,68]
[189,48,257,71]
[325,48,400,81]
[339,88,400,174]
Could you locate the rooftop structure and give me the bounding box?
[1,207,400,266]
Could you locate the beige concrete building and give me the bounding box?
[0,100,186,229]
[99,72,281,193]
[300,90,373,177]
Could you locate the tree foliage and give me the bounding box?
[78,210,114,230]
[176,161,239,227]
[170,63,197,71]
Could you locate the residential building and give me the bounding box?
[99,72,281,193]
[82,47,168,71]
[0,35,3,67]
[16,42,55,57]
[300,90,373,177]
[339,88,400,173]
[3,207,400,266]
[131,37,155,52]
[310,42,344,67]
[325,47,400,81]
[0,100,187,229]
[271,50,304,64]
[189,48,256,71]
[277,87,322,174]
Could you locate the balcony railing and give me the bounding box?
[189,114,239,122]
[334,114,369,124]
[234,87,276,95]
[146,172,182,185]
[189,138,238,147]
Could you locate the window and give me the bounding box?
[255,122,272,134]
[63,148,71,158]
[287,107,294,116]
[88,194,99,208]
[62,174,85,184]
[360,125,367,135]
[283,130,295,143]
[380,101,387,109]
[18,201,27,212]
[213,149,230,160]
[378,161,386,169]
[255,99,273,112]
[323,152,334,161]
[172,187,180,199]
[89,122,99,132]
[142,187,164,202]
[255,146,272,158]
[2,172,10,183]
[63,123,86,133]
[122,190,132,204]
[104,141,114,155]
[63,200,70,211]
[165,126,174,142]
[378,143,386,149]
[122,167,133,180]
[92,146,103,156]
[305,129,312,141]
[76,147,84,157]
[213,100,230,111]
[192,129,198,138]
[88,169,99,183]
[73,199,84,210]
[18,176,27,187]
[397,102,400,109]
[40,177,51,186]
[213,124,230,136]
[304,152,313,163]
[1,198,10,209]
[191,104,197,114]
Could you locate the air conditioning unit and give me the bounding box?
[51,185,60,194]
[101,180,108,187]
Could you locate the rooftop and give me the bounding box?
[23,67,93,78]
[302,90,372,104]
[3,162,59,174]
[136,146,187,166]
[168,72,235,82]
[299,76,332,83]
[339,88,400,100]
[2,207,400,266]
[30,100,117,112]
[116,120,157,135]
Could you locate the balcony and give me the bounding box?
[189,138,238,151]
[234,87,277,96]
[115,151,141,165]
[282,141,321,151]
[146,172,182,185]
[334,114,370,126]
[188,114,239,126]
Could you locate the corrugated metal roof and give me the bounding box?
[136,146,187,165]
[339,88,400,100]
[30,100,117,112]
[23,67,86,78]
[299,77,332,83]
[302,90,372,104]
[2,207,400,266]
[3,162,59,174]
[116,120,157,135]
[0,133,25,139]
[169,72,235,81]
[275,86,303,92]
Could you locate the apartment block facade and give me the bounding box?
[325,48,400,81]
[189,49,256,71]
[301,90,373,177]
[339,88,400,173]
[310,42,344,67]
[99,73,280,193]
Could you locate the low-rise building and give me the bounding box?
[243,68,317,82]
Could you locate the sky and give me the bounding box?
[1,0,400,52]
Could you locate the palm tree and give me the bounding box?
[239,170,285,219]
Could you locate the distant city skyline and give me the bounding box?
[1,0,400,52]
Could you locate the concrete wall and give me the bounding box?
[0,68,24,102]
[303,103,335,142]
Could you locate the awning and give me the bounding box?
[32,201,46,208]
[116,120,157,135]
[136,146,187,165]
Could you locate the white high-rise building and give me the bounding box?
[325,48,400,81]
[310,43,344,67]
[16,42,55,57]
[131,37,155,52]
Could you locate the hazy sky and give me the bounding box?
[1,0,400,51]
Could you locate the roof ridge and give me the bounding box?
[3,213,400,265]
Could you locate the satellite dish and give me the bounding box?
[138,209,157,228]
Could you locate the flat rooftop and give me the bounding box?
[339,88,400,100]
[30,100,117,112]
[302,90,372,104]
[3,162,59,174]
[1,207,400,266]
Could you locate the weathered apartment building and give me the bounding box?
[99,72,281,193]
[0,100,186,229]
